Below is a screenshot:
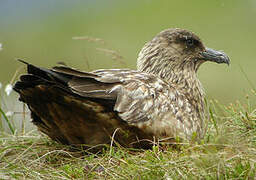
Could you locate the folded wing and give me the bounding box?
[14,61,187,148]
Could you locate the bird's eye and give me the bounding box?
[186,39,194,47]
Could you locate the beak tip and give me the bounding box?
[223,54,230,66]
[201,48,230,66]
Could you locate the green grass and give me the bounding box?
[1,91,256,179]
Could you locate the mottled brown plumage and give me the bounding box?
[14,28,230,149]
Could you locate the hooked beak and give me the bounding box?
[200,47,230,65]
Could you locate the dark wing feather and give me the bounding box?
[52,65,98,78]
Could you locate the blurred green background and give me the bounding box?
[0,0,255,104]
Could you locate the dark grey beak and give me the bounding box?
[200,47,230,65]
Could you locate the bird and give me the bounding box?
[14,28,230,150]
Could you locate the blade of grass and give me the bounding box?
[0,106,15,134]
[0,90,2,131]
[209,101,219,135]
[239,64,256,92]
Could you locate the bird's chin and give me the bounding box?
[199,47,230,66]
[194,59,206,71]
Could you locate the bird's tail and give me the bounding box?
[13,59,72,93]
[13,60,119,149]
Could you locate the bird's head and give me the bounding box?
[137,28,230,79]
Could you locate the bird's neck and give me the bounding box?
[137,56,205,110]
[172,66,205,118]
